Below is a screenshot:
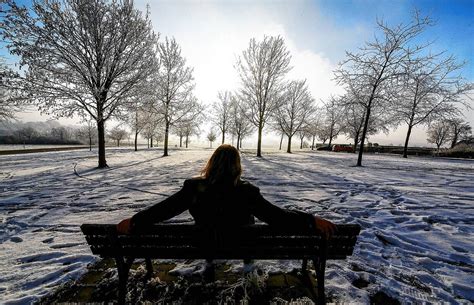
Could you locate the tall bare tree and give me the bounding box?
[155,37,195,157]
[394,53,472,158]
[274,80,314,153]
[236,35,291,157]
[229,94,254,150]
[212,91,232,144]
[2,0,158,167]
[335,12,432,166]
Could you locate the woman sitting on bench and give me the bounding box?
[117,144,335,238]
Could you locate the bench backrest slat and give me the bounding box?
[81,224,361,260]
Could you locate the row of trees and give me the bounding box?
[1,0,205,168]
[334,11,472,165]
[207,11,472,165]
[2,1,472,167]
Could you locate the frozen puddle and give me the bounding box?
[0,148,473,303]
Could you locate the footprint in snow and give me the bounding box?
[42,237,54,244]
[10,236,23,243]
[451,245,468,253]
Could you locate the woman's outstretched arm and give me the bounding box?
[250,186,336,238]
[117,180,194,233]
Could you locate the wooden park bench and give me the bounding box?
[81,223,361,304]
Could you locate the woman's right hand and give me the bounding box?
[314,216,336,239]
[117,218,132,234]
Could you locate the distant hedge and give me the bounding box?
[0,135,82,145]
[437,145,474,159]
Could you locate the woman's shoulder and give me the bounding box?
[237,179,260,192]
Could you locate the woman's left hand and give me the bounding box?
[314,216,337,239]
[117,218,132,234]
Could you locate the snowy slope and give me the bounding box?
[0,148,473,304]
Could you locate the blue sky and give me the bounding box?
[2,0,474,146]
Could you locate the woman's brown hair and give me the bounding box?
[201,144,242,185]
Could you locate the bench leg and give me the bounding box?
[302,259,308,274]
[312,258,326,305]
[145,258,153,279]
[203,259,215,282]
[115,256,134,305]
[301,258,319,301]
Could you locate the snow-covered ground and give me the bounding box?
[0,148,473,304]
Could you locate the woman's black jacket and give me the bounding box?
[131,178,316,231]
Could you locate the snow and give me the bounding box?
[0,147,473,304]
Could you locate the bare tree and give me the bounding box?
[1,0,158,167]
[236,35,291,157]
[335,12,432,166]
[155,37,195,157]
[77,119,97,151]
[305,112,322,151]
[213,91,232,144]
[447,117,472,148]
[278,132,285,150]
[108,126,128,147]
[274,80,314,153]
[127,106,150,151]
[427,120,451,153]
[0,57,19,121]
[341,102,365,153]
[321,96,344,147]
[339,96,388,153]
[229,94,254,150]
[207,129,217,148]
[297,128,309,149]
[174,100,204,148]
[394,53,472,158]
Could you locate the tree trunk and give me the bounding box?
[185,135,189,148]
[357,104,372,167]
[163,121,170,157]
[300,137,303,149]
[240,138,242,149]
[403,124,413,158]
[279,133,284,150]
[236,134,241,151]
[117,139,120,147]
[311,135,315,150]
[451,126,458,148]
[179,135,183,148]
[257,123,263,157]
[150,136,153,148]
[89,136,92,151]
[353,135,358,153]
[287,135,292,153]
[134,132,138,151]
[221,131,225,145]
[97,119,107,168]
